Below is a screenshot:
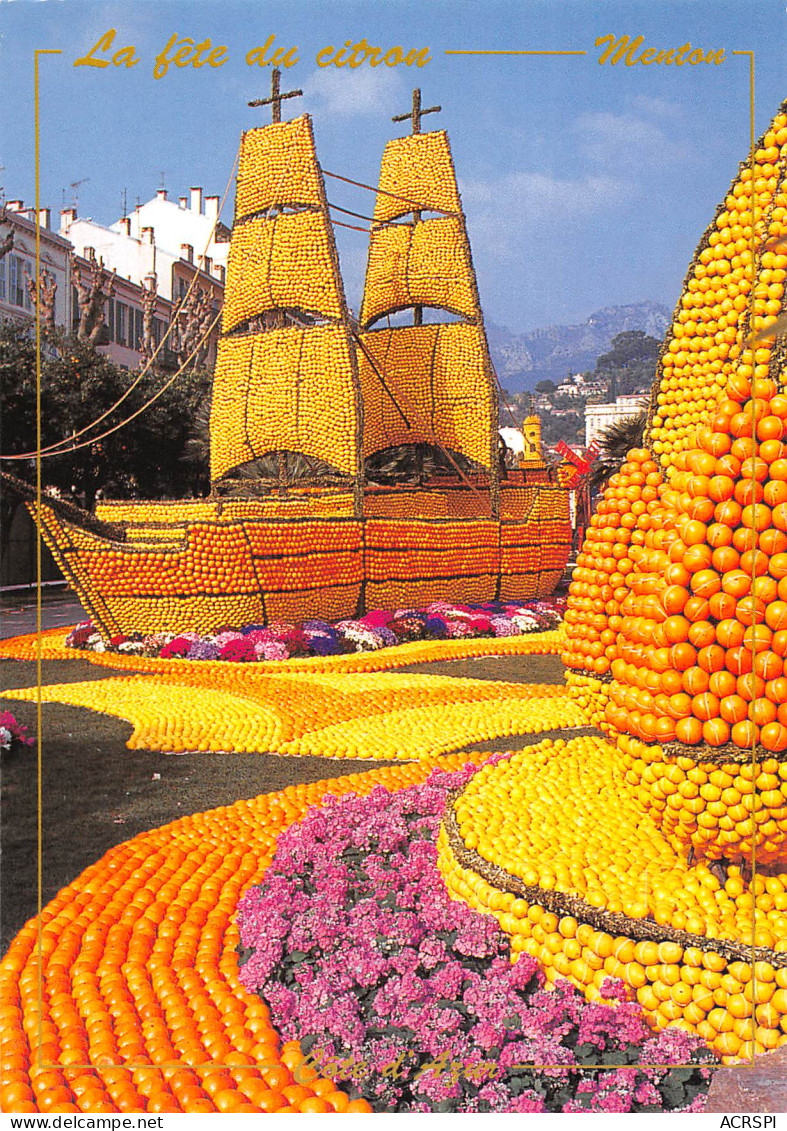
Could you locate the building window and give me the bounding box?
[7,256,31,309]
[116,302,127,346]
[133,307,143,351]
[72,285,80,333]
[153,317,164,345]
[107,298,115,341]
[0,257,5,301]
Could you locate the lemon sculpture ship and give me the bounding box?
[12,84,571,639]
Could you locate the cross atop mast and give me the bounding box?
[392,88,441,135]
[248,68,304,124]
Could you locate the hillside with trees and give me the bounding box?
[500,329,662,450]
[487,301,669,393]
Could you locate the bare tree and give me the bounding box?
[137,275,159,370]
[74,258,116,344]
[25,266,57,329]
[0,207,14,261]
[170,285,213,368]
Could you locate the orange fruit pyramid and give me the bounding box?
[436,99,787,1068]
[562,98,787,863]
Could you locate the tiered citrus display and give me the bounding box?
[440,99,787,1066]
[648,111,787,469]
[439,737,787,1061]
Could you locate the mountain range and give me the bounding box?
[486,301,671,393]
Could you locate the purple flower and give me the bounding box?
[187,639,220,661]
[490,615,518,637]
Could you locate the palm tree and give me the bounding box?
[588,411,647,492]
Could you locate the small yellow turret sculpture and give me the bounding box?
[519,414,546,470]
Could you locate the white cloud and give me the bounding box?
[460,102,688,263]
[463,170,632,219]
[631,94,684,120]
[575,110,689,171]
[461,169,634,257]
[302,66,406,117]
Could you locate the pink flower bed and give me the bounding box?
[65,598,565,663]
[237,762,715,1113]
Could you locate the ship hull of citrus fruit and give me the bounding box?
[7,109,571,639]
[14,476,569,637]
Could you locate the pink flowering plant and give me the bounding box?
[0,710,33,752]
[64,598,565,664]
[236,763,714,1113]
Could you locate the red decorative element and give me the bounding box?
[556,440,599,487]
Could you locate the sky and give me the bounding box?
[1,0,786,333]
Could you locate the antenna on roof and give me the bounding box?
[70,178,90,210]
[158,171,166,190]
[121,188,128,217]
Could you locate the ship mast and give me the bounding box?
[210,71,365,515]
[248,68,303,124]
[357,90,501,514]
[391,88,441,329]
[249,70,305,494]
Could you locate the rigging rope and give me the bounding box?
[1,144,241,462]
[332,219,371,234]
[327,201,377,224]
[349,328,410,428]
[3,311,221,461]
[323,169,460,217]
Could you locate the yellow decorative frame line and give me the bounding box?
[27,42,763,1080]
[33,45,62,1071]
